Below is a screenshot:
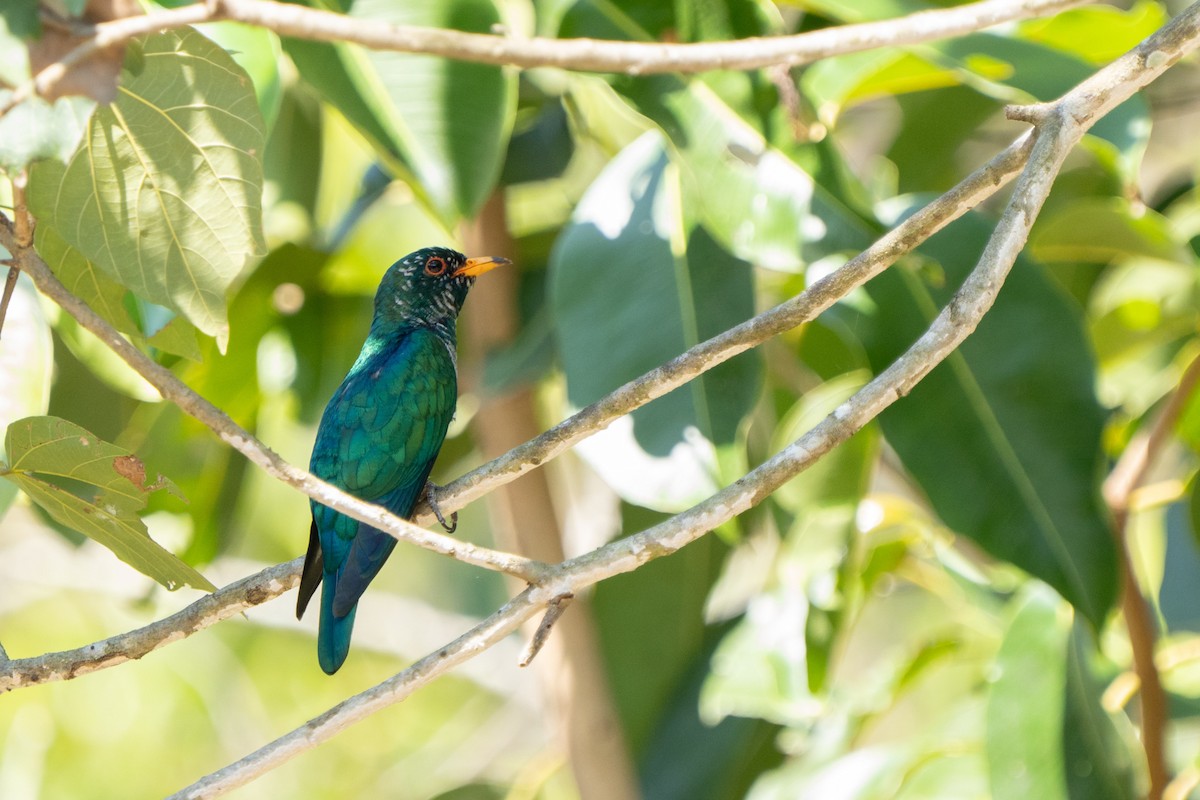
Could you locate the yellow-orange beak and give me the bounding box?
[453,255,511,278]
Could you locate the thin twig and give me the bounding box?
[518,593,573,667]
[1102,353,1200,800]
[0,266,18,340]
[168,7,1200,794]
[1,0,1085,115]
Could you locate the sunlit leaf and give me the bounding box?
[1,416,213,591]
[561,0,873,273]
[35,224,138,335]
[194,21,283,130]
[27,28,266,351]
[0,93,93,173]
[1019,0,1167,65]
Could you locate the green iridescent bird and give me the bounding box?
[296,246,510,674]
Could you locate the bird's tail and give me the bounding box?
[318,578,357,675]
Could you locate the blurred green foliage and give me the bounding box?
[1,0,1200,798]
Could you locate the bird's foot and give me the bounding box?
[425,482,458,533]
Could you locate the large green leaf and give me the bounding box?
[0,275,53,521]
[36,207,204,362]
[27,28,266,351]
[282,0,514,224]
[839,209,1118,626]
[549,132,760,511]
[1,416,214,591]
[986,586,1070,800]
[35,224,138,335]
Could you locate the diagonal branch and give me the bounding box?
[167,6,1200,795]
[0,558,302,693]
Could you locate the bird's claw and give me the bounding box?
[426,483,458,533]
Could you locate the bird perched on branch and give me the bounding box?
[296,246,510,674]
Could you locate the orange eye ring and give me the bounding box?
[424,256,448,276]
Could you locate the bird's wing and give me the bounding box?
[308,328,458,614]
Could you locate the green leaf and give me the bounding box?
[1019,0,1167,66]
[802,48,963,125]
[1032,198,1188,265]
[549,132,760,511]
[841,209,1118,626]
[0,93,94,173]
[1088,258,1198,415]
[0,275,53,521]
[194,22,283,130]
[0,1,39,41]
[35,224,139,334]
[986,585,1071,800]
[1,416,214,591]
[282,0,514,223]
[621,76,873,273]
[1061,623,1137,800]
[27,28,266,351]
[771,371,876,513]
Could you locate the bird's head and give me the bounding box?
[374,246,510,329]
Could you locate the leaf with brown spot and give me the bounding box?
[1,415,212,591]
[111,454,146,488]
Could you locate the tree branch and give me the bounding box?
[0,558,302,693]
[167,7,1200,794]
[4,0,1085,116]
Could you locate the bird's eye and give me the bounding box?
[424,256,448,276]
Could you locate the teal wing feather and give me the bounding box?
[299,327,458,674]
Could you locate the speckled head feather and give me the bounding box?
[374,247,510,330]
